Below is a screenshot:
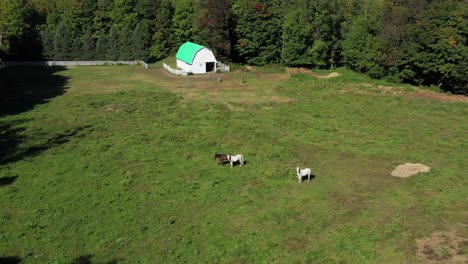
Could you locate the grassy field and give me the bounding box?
[0,65,467,263]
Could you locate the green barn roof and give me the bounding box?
[176,42,204,65]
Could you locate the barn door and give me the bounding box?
[206,62,215,72]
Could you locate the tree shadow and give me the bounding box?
[0,125,91,165]
[0,66,69,116]
[0,120,26,163]
[0,256,22,264]
[0,176,18,187]
[71,255,123,264]
[0,66,72,165]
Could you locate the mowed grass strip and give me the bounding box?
[0,65,466,263]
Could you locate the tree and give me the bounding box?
[172,0,201,48]
[0,0,30,59]
[196,0,233,60]
[232,0,282,65]
[40,27,55,59]
[393,0,468,94]
[95,33,108,60]
[82,0,98,29]
[281,1,314,66]
[132,23,150,61]
[53,20,74,60]
[342,0,386,77]
[135,0,158,21]
[94,0,114,36]
[71,36,83,60]
[107,26,120,60]
[111,0,138,30]
[119,26,133,60]
[151,0,174,59]
[81,28,95,60]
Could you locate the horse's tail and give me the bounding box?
[240,155,244,165]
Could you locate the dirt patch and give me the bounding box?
[377,85,402,95]
[307,70,341,78]
[340,83,404,96]
[286,68,311,74]
[224,102,244,111]
[245,65,256,72]
[269,96,294,103]
[286,68,341,78]
[284,236,308,253]
[391,163,430,178]
[416,231,467,263]
[105,104,126,112]
[408,88,468,103]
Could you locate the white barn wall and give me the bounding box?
[190,62,205,74]
[176,59,191,72]
[193,48,216,63]
[176,47,217,74]
[193,48,217,74]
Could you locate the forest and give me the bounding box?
[0,0,466,94]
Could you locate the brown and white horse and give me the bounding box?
[214,153,231,165]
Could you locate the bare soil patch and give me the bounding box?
[391,163,430,178]
[245,65,256,72]
[286,68,310,74]
[416,231,467,263]
[409,88,468,103]
[340,83,403,96]
[286,68,341,78]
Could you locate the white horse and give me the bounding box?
[296,167,312,183]
[227,154,244,168]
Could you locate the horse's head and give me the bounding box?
[214,153,220,159]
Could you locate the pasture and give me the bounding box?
[0,65,467,263]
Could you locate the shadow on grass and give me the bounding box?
[0,66,69,116]
[0,125,91,165]
[299,174,316,183]
[71,255,122,264]
[0,256,22,264]
[0,66,72,165]
[0,176,18,187]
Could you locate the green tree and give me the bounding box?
[172,0,201,48]
[394,0,467,94]
[95,33,109,60]
[71,36,82,60]
[111,0,138,30]
[0,0,30,59]
[342,0,386,77]
[233,0,282,65]
[281,1,314,66]
[135,0,158,21]
[40,27,55,59]
[107,26,120,60]
[132,23,150,61]
[119,26,133,60]
[94,0,114,36]
[197,0,233,60]
[82,28,95,60]
[151,0,174,59]
[53,20,74,60]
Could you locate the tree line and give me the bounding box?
[0,0,466,94]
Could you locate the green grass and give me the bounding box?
[0,65,467,263]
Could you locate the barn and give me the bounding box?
[176,42,217,74]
